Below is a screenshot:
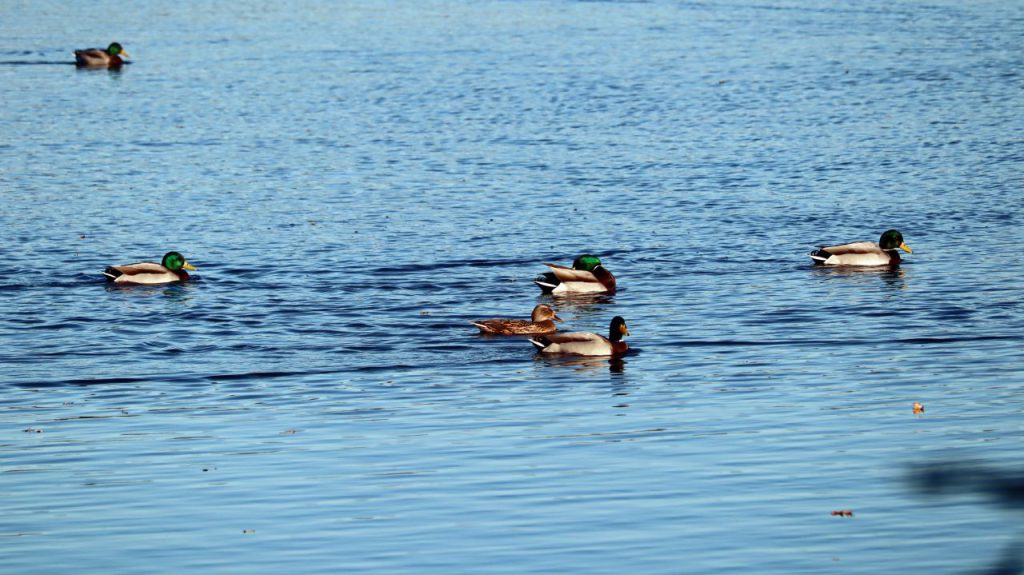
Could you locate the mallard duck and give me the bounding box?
[810,229,912,266]
[530,316,629,356]
[74,42,129,68]
[471,304,564,335]
[103,251,196,285]
[534,254,617,295]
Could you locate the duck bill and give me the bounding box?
[183,262,197,271]
[120,50,130,58]
[899,242,912,254]
[552,314,564,323]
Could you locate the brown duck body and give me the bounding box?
[104,262,190,285]
[471,304,562,335]
[75,48,125,68]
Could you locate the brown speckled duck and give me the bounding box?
[75,42,129,68]
[103,251,196,285]
[530,316,629,356]
[534,254,616,295]
[471,304,563,335]
[810,229,912,266]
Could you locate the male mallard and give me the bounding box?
[810,229,912,266]
[530,316,630,356]
[75,42,129,68]
[471,304,564,335]
[534,254,617,295]
[103,251,196,285]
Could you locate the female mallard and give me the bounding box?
[530,316,630,356]
[810,229,912,266]
[74,42,129,68]
[103,251,196,285]
[534,254,617,295]
[471,304,564,335]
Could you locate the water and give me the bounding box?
[2,0,1023,572]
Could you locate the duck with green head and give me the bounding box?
[810,229,912,266]
[534,254,617,295]
[531,316,630,356]
[103,251,196,285]
[75,42,129,68]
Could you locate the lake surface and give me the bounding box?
[2,0,1023,573]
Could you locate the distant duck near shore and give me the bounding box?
[75,42,129,68]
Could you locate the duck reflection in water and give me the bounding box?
[537,292,616,319]
[103,282,197,307]
[810,264,907,290]
[534,354,626,374]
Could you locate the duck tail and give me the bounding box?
[470,321,492,333]
[530,336,550,350]
[102,267,122,281]
[534,272,559,293]
[809,249,830,265]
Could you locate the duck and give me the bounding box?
[810,229,912,266]
[74,42,129,68]
[534,254,617,295]
[530,316,629,356]
[103,251,196,285]
[471,304,564,335]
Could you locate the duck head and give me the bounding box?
[879,229,912,253]
[572,254,603,271]
[531,304,564,323]
[161,251,196,271]
[107,42,129,58]
[608,316,629,342]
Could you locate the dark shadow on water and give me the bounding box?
[13,367,350,389]
[911,460,1024,509]
[0,60,129,70]
[909,460,1024,574]
[0,60,77,66]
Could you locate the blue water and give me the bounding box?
[2,1,1023,573]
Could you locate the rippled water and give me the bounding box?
[2,1,1023,573]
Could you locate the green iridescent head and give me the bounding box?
[106,42,127,56]
[878,229,912,253]
[572,254,602,271]
[161,251,195,271]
